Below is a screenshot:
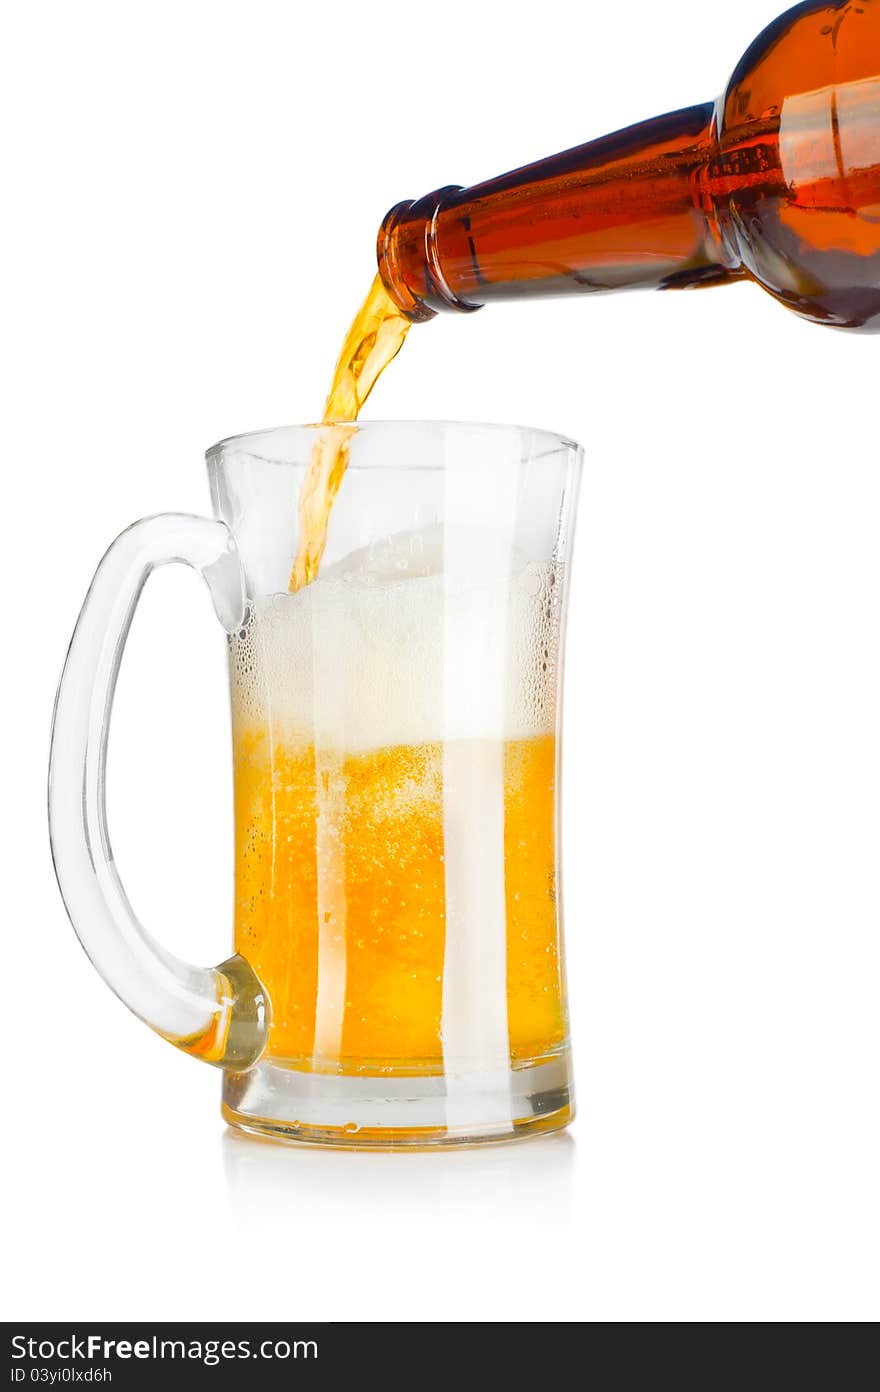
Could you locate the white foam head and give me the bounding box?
[230,527,562,751]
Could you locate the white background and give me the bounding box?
[2,0,878,1323]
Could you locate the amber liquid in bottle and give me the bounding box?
[294,1,880,590]
[379,0,880,331]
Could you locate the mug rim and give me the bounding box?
[206,419,583,469]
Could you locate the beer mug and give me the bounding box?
[49,422,582,1146]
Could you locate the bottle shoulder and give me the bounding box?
[710,0,880,329]
[720,0,879,131]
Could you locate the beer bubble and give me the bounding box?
[228,531,562,751]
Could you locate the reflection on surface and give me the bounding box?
[222,1127,576,1231]
[779,77,880,202]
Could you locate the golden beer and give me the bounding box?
[229,551,569,1081]
[233,728,564,1072]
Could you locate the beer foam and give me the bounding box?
[229,530,562,751]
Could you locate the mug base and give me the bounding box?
[221,1048,573,1149]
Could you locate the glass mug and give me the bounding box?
[49,422,582,1146]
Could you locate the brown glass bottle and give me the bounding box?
[378,0,880,330]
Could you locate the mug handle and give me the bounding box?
[49,513,270,1070]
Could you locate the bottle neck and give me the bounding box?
[378,101,741,319]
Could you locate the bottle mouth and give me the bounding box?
[377,200,438,322]
[377,187,482,320]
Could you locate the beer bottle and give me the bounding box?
[378,0,880,330]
